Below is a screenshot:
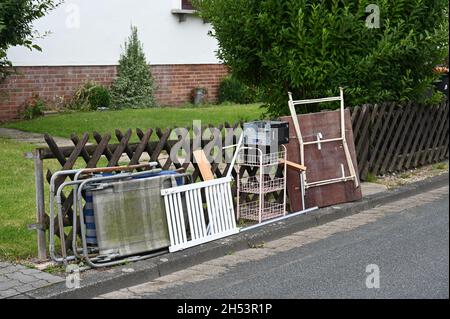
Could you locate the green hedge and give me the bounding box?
[196,0,449,115]
[219,76,258,104]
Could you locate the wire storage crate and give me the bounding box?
[239,176,285,194]
[238,200,285,222]
[237,145,287,224]
[237,149,286,167]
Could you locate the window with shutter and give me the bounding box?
[172,0,198,22]
[182,0,194,10]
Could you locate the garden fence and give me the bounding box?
[350,101,448,179]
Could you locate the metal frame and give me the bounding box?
[49,163,158,265]
[49,168,90,264]
[288,87,359,194]
[237,145,288,223]
[76,171,189,268]
[240,206,319,232]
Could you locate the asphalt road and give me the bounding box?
[100,187,449,299]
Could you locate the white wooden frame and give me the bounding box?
[288,88,359,193]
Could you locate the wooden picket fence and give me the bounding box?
[350,101,449,180]
[32,101,448,258]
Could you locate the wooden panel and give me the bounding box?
[193,150,215,181]
[379,105,410,174]
[396,106,425,171]
[409,106,431,168]
[434,105,449,162]
[369,103,394,175]
[386,103,415,173]
[421,104,445,165]
[281,109,362,210]
[352,105,371,179]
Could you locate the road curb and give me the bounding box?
[22,173,448,299]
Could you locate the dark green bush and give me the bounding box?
[219,76,257,104]
[88,85,111,109]
[196,0,449,115]
[68,82,111,111]
[21,95,45,120]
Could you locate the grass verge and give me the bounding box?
[0,138,103,261]
[4,104,264,139]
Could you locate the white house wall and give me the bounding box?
[7,0,221,66]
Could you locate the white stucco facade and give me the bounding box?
[7,0,221,66]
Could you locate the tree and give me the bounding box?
[110,26,155,109]
[195,0,449,115]
[0,0,60,79]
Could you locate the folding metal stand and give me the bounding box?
[49,163,158,265]
[237,145,288,224]
[288,88,359,210]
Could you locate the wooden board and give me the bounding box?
[279,159,307,171]
[193,150,215,181]
[281,109,362,210]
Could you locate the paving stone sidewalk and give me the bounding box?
[0,262,64,299]
[0,128,75,147]
[0,129,66,298]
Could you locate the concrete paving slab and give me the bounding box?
[361,182,388,197]
[0,262,63,299]
[0,128,76,147]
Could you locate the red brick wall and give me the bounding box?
[152,64,228,106]
[0,64,229,122]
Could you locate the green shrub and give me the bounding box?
[88,85,111,109]
[424,90,446,106]
[219,76,258,104]
[67,82,111,111]
[196,0,449,116]
[365,172,379,183]
[111,26,155,109]
[433,162,448,170]
[21,95,45,120]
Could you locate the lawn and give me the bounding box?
[0,138,48,261]
[0,137,110,261]
[4,104,264,139]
